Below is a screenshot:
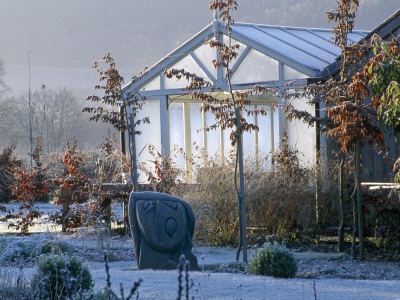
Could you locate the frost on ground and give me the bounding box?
[1,234,400,299]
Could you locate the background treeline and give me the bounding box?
[0,61,114,157]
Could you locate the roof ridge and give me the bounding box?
[225,21,368,33]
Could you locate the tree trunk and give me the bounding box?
[235,107,247,263]
[338,153,345,252]
[351,146,357,259]
[355,139,364,260]
[61,188,71,233]
[351,182,358,260]
[315,102,321,228]
[129,113,139,192]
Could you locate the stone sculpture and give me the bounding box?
[128,191,199,270]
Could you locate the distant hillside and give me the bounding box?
[0,0,398,96]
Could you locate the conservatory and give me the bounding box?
[122,17,367,182]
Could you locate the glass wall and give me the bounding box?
[135,99,161,182]
[169,102,185,170]
[164,55,212,89]
[190,103,204,154]
[231,49,279,83]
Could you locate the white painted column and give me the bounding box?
[270,105,275,153]
[254,105,259,168]
[278,63,285,146]
[202,103,207,163]
[159,75,170,156]
[219,104,224,164]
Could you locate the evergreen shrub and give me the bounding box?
[31,254,92,300]
[248,242,298,278]
[0,146,20,203]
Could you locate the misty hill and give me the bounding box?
[0,0,399,96]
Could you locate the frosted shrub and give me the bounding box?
[32,254,92,300]
[173,157,239,246]
[1,238,41,262]
[249,242,297,278]
[173,150,321,246]
[0,234,71,262]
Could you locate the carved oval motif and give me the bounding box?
[165,217,177,238]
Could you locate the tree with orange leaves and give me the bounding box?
[284,0,388,260]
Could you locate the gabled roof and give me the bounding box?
[224,22,367,74]
[123,20,367,93]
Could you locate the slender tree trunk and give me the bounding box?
[338,152,345,252]
[222,24,247,263]
[61,189,71,233]
[315,102,321,229]
[120,107,127,162]
[234,107,247,263]
[351,183,358,260]
[355,138,364,260]
[129,113,139,192]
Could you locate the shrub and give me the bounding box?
[0,145,20,203]
[248,242,298,278]
[55,138,91,232]
[174,154,239,246]
[173,148,318,246]
[0,266,31,300]
[0,234,71,263]
[32,254,92,300]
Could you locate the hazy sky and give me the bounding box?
[0,0,398,94]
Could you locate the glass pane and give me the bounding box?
[265,28,338,63]
[233,25,328,71]
[258,106,272,157]
[190,103,204,154]
[223,124,235,159]
[285,99,314,165]
[169,102,185,170]
[231,49,279,84]
[286,29,341,56]
[313,29,363,43]
[193,43,217,80]
[222,35,247,67]
[284,65,307,80]
[140,76,160,91]
[206,109,220,157]
[135,100,161,182]
[243,109,255,157]
[164,55,212,89]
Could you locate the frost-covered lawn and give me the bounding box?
[1,236,399,299]
[1,203,400,299]
[88,264,400,300]
[87,246,400,300]
[2,246,400,300]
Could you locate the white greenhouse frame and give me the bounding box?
[122,18,367,182]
